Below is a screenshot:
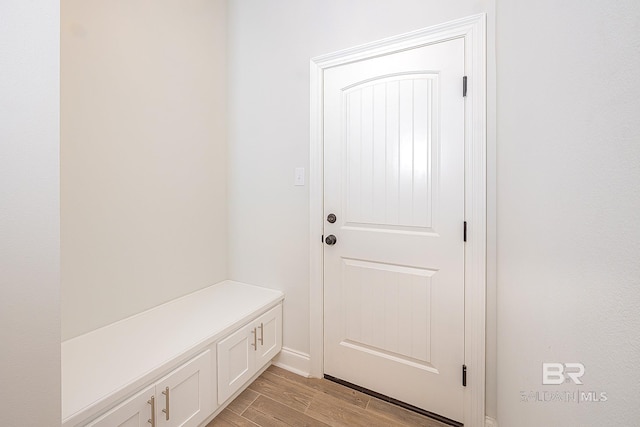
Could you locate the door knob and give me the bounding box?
[325,235,337,245]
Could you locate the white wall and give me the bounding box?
[226,0,497,418]
[496,1,640,426]
[61,0,228,339]
[0,1,61,425]
[55,1,640,424]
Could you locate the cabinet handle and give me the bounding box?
[258,322,264,346]
[147,395,155,426]
[251,327,257,351]
[161,387,170,420]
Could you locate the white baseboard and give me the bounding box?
[485,416,498,427]
[272,347,311,377]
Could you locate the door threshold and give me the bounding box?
[323,374,463,427]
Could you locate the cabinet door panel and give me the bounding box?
[156,350,212,427]
[87,385,154,427]
[217,325,254,404]
[256,305,283,367]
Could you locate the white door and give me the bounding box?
[255,305,283,367]
[87,385,155,427]
[217,323,254,404]
[156,350,212,427]
[323,38,465,422]
[217,305,283,404]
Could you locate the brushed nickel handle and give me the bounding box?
[251,327,257,351]
[161,387,170,420]
[147,395,155,426]
[258,322,264,346]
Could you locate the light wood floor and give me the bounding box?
[206,365,450,427]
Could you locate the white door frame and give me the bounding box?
[309,14,487,427]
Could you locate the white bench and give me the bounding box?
[62,280,284,426]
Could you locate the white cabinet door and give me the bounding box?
[156,350,212,427]
[86,350,213,427]
[87,385,154,427]
[217,323,254,404]
[217,304,283,404]
[255,305,282,368]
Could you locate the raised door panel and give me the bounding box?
[156,350,212,427]
[343,76,438,230]
[87,385,154,427]
[255,305,282,367]
[217,324,254,404]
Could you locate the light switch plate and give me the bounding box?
[294,167,305,186]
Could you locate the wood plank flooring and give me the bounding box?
[206,365,450,427]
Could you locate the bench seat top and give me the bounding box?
[62,280,284,426]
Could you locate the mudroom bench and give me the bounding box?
[62,280,284,427]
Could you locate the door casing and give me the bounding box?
[309,14,487,427]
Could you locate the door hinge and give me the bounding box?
[462,364,467,387]
[463,76,468,97]
[463,221,467,242]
